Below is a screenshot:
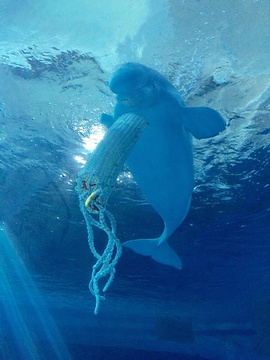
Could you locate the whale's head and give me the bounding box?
[109,63,159,110]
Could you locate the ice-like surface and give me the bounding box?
[0,1,270,359]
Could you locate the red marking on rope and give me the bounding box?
[82,180,88,190]
[92,205,99,212]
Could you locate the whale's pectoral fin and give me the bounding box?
[182,106,226,139]
[100,113,115,129]
[122,238,182,270]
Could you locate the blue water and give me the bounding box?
[1,1,270,359]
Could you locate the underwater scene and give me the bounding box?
[0,1,270,359]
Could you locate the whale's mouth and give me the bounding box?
[117,94,144,108]
[116,95,130,104]
[116,84,159,109]
[116,91,140,104]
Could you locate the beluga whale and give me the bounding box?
[77,62,226,312]
[100,62,226,270]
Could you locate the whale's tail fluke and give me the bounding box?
[122,238,182,270]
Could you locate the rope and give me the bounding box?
[76,113,148,314]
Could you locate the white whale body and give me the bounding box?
[100,62,226,270]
